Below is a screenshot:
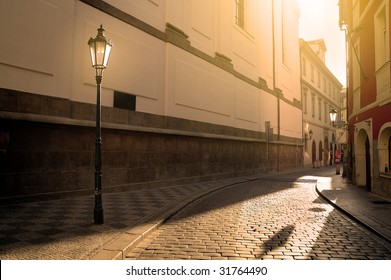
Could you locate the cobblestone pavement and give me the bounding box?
[127,178,391,260]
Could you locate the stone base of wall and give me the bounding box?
[0,88,303,202]
[373,176,391,198]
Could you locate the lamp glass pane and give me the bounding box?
[89,43,96,66]
[103,44,112,67]
[330,111,337,122]
[95,41,106,66]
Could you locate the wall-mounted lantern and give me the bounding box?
[308,129,313,140]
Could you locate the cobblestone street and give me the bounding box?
[127,177,391,260]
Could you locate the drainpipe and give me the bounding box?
[272,0,281,171]
[299,41,305,167]
[340,15,351,180]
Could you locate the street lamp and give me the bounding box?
[329,108,340,174]
[329,108,337,127]
[88,25,112,224]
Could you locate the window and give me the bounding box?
[374,4,389,70]
[324,103,328,123]
[303,89,308,114]
[303,58,307,76]
[323,77,326,92]
[353,41,361,90]
[281,2,287,65]
[311,65,314,82]
[318,98,322,121]
[311,94,315,118]
[235,0,245,29]
[378,127,391,174]
[113,91,136,111]
[317,71,321,88]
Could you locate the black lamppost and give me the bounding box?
[329,108,340,174]
[88,25,112,224]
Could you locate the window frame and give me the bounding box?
[235,0,245,29]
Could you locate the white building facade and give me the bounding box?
[0,0,303,200]
[300,39,343,168]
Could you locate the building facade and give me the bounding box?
[300,39,343,168]
[0,0,303,201]
[340,0,391,198]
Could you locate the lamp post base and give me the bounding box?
[94,207,104,224]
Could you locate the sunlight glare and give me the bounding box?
[298,0,347,86]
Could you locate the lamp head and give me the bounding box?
[329,108,337,125]
[88,25,112,77]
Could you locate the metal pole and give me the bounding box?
[94,75,104,224]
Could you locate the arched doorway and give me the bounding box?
[312,140,316,166]
[355,129,371,188]
[389,137,391,170]
[389,137,391,171]
[324,137,329,166]
[365,136,371,190]
[319,141,323,165]
[377,124,391,173]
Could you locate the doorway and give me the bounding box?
[319,141,323,164]
[365,136,371,190]
[355,129,371,188]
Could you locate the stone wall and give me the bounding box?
[0,89,303,202]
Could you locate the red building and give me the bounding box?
[340,0,391,198]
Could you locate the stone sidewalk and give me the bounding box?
[0,174,260,259]
[315,169,391,242]
[0,166,390,259]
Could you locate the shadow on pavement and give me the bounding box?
[306,208,391,260]
[255,225,295,258]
